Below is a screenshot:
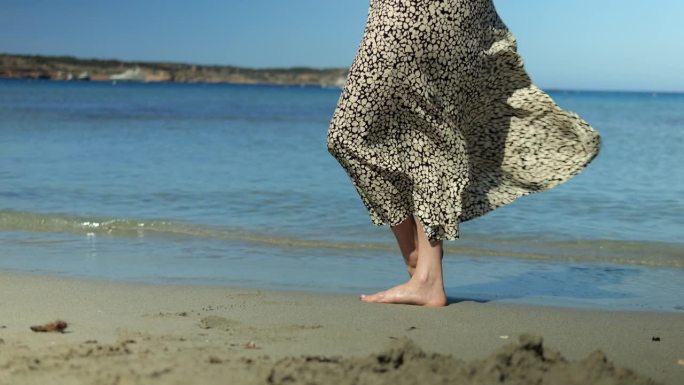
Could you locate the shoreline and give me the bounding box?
[2,246,683,314]
[2,266,684,315]
[1,271,682,384]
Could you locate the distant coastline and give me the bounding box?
[2,52,682,94]
[0,52,349,88]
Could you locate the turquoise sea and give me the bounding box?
[1,78,682,312]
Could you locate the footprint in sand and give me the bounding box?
[198,316,242,332]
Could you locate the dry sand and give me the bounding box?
[0,272,682,384]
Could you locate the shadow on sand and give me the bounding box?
[445,264,638,306]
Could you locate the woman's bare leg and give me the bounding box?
[390,215,419,276]
[360,216,448,307]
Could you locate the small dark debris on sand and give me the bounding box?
[208,356,223,364]
[30,320,68,333]
[266,334,658,385]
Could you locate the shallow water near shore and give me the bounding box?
[1,79,683,312]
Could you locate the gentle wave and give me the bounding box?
[1,209,682,268]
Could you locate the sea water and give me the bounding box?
[1,78,682,312]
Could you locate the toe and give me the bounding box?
[360,292,384,303]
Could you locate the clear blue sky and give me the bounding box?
[1,0,682,92]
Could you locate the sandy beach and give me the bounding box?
[0,271,682,384]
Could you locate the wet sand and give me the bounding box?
[0,272,682,384]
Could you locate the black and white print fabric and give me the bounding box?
[327,0,601,241]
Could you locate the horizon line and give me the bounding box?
[2,51,682,94]
[2,76,682,95]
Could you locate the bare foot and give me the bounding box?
[360,276,447,307]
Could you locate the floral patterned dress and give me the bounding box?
[327,0,601,241]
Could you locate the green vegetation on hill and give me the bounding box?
[0,52,349,87]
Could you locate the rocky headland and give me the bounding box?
[0,53,349,87]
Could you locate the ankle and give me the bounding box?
[405,250,418,267]
[411,269,443,286]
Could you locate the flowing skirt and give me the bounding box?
[327,0,601,241]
